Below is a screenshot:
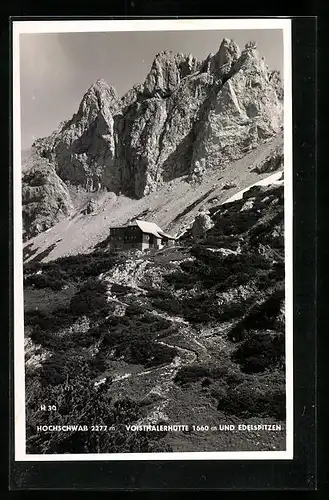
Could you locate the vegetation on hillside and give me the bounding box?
[24,183,286,452]
[24,251,126,290]
[26,374,172,453]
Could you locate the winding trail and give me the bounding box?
[97,283,205,387]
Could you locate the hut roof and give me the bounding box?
[135,220,176,239]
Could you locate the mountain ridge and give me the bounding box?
[22,37,283,242]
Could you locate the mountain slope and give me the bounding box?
[23,133,283,263]
[24,177,285,453]
[22,35,286,455]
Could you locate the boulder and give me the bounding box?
[191,212,214,241]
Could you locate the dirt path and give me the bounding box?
[108,321,200,384]
[97,285,205,388]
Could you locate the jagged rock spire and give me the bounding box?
[143,51,199,98]
[210,38,241,75]
[77,79,119,120]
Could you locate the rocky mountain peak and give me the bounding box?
[143,50,199,98]
[23,37,284,240]
[231,41,265,76]
[210,37,241,75]
[191,39,283,172]
[76,79,119,121]
[120,83,145,111]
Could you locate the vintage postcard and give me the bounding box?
[13,18,293,461]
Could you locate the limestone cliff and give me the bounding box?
[191,44,283,171]
[22,157,73,241]
[23,38,283,239]
[32,79,119,192]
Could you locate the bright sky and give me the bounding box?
[19,29,283,150]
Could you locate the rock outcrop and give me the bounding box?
[143,51,200,98]
[191,43,283,171]
[209,37,241,76]
[23,38,284,239]
[191,211,215,241]
[32,79,119,192]
[22,158,73,241]
[253,145,284,174]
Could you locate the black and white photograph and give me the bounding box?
[13,19,293,460]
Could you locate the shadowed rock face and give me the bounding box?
[22,158,74,241]
[24,38,284,238]
[209,38,241,76]
[32,79,119,192]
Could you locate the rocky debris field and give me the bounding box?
[22,133,283,263]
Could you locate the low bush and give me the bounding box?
[26,308,75,334]
[167,248,272,292]
[201,377,212,387]
[151,296,183,316]
[174,363,237,386]
[125,304,143,316]
[179,293,255,325]
[216,379,285,420]
[174,364,210,385]
[232,331,285,373]
[211,209,260,236]
[24,273,63,291]
[109,336,177,367]
[40,356,67,386]
[26,374,172,454]
[85,310,176,367]
[39,352,106,386]
[24,250,125,290]
[69,279,108,316]
[228,289,285,342]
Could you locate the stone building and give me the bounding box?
[109,220,176,251]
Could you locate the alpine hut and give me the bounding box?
[109,220,176,251]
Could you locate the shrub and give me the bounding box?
[228,289,285,342]
[25,374,171,454]
[174,364,232,386]
[39,352,106,386]
[210,210,260,236]
[24,273,63,291]
[26,308,76,334]
[171,248,272,292]
[114,338,177,367]
[216,379,285,420]
[24,250,125,289]
[39,356,67,386]
[69,280,108,316]
[201,377,212,387]
[152,296,183,316]
[125,304,143,316]
[174,364,210,385]
[232,332,285,373]
[90,353,108,372]
[225,372,245,386]
[85,311,177,367]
